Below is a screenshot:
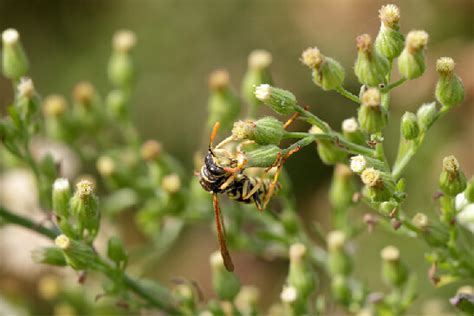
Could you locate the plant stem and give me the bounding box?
[0,205,178,314]
[335,86,361,104]
[382,77,407,93]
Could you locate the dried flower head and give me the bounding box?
[379,4,400,28]
[361,168,381,187]
[406,30,429,53]
[248,49,272,70]
[301,47,323,69]
[443,155,459,173]
[113,30,137,53]
[75,179,94,199]
[209,69,230,90]
[361,88,381,107]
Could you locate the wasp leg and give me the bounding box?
[242,179,262,200]
[262,146,302,210]
[212,194,234,272]
[283,111,301,129]
[219,173,238,190]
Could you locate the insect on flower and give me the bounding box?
[198,119,302,271]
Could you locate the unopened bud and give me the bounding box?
[73,81,96,108]
[31,247,67,266]
[416,102,437,131]
[55,234,97,270]
[210,251,241,301]
[398,30,428,79]
[242,50,273,116]
[400,112,419,140]
[52,178,71,218]
[412,212,429,230]
[112,30,136,53]
[288,243,316,299]
[309,126,347,165]
[331,275,351,306]
[358,88,387,134]
[108,30,136,87]
[232,116,285,145]
[255,84,297,115]
[96,156,116,177]
[330,164,356,210]
[439,155,467,197]
[327,231,352,276]
[342,117,365,145]
[354,34,390,86]
[141,140,162,161]
[162,173,181,194]
[245,144,282,168]
[435,57,464,109]
[375,4,404,59]
[70,180,100,241]
[235,286,260,316]
[43,95,67,117]
[106,89,128,119]
[208,70,240,130]
[350,155,367,173]
[301,47,345,91]
[107,236,128,269]
[381,245,408,288]
[2,28,29,79]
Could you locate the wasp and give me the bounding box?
[199,117,302,271]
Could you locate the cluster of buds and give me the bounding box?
[300,47,345,91]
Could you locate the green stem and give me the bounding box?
[335,86,361,104]
[0,205,178,313]
[382,77,407,93]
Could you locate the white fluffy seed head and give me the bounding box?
[280,285,298,303]
[254,84,271,101]
[55,234,70,250]
[381,245,400,262]
[301,47,323,69]
[406,30,429,53]
[248,49,272,70]
[112,30,136,52]
[342,117,359,133]
[53,178,70,192]
[379,4,400,28]
[17,77,35,98]
[350,155,367,173]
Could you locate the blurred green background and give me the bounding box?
[0,0,472,315]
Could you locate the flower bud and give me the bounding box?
[70,179,100,241]
[16,77,39,122]
[354,34,390,86]
[31,247,67,266]
[96,156,116,178]
[210,251,241,301]
[235,286,260,316]
[106,89,128,120]
[245,144,282,168]
[361,168,392,202]
[400,111,419,140]
[330,164,356,210]
[287,243,316,299]
[37,275,61,301]
[108,30,136,87]
[439,155,467,197]
[301,47,345,91]
[342,117,365,146]
[412,212,449,247]
[380,245,408,288]
[358,88,388,134]
[309,126,347,165]
[350,155,367,173]
[52,178,71,218]
[55,234,98,270]
[412,212,429,231]
[173,283,198,314]
[241,49,273,117]
[415,102,437,132]
[327,231,352,276]
[2,28,29,79]
[398,30,428,79]
[331,275,351,306]
[435,57,464,108]
[255,84,297,115]
[379,200,398,216]
[208,69,240,130]
[375,4,404,59]
[43,95,67,118]
[140,139,163,161]
[107,236,128,269]
[72,81,96,109]
[232,116,285,145]
[162,173,181,194]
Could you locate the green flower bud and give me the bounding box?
[465,177,474,203]
[398,30,428,79]
[287,243,316,299]
[42,95,69,140]
[107,236,128,269]
[400,112,419,140]
[331,275,351,306]
[210,251,241,301]
[327,231,352,276]
[16,77,39,122]
[55,234,98,270]
[375,5,404,59]
[330,164,356,210]
[245,144,282,168]
[173,283,198,314]
[439,155,467,197]
[241,49,273,117]
[301,47,345,91]
[379,200,398,216]
[162,173,181,194]
[350,155,367,173]
[416,102,437,131]
[412,212,449,247]
[52,178,71,218]
[96,155,116,178]
[361,168,392,202]
[232,116,285,145]
[208,69,240,131]
[358,88,388,134]
[354,34,390,87]
[435,57,464,108]
[70,179,100,241]
[255,84,297,115]
[31,247,67,266]
[280,285,306,315]
[380,245,408,288]
[2,28,29,79]
[235,286,260,316]
[309,126,347,165]
[108,30,136,87]
[140,139,163,161]
[106,89,128,120]
[342,117,366,146]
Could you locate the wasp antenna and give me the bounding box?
[212,193,234,272]
[209,122,221,149]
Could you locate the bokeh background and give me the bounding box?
[0,0,472,315]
